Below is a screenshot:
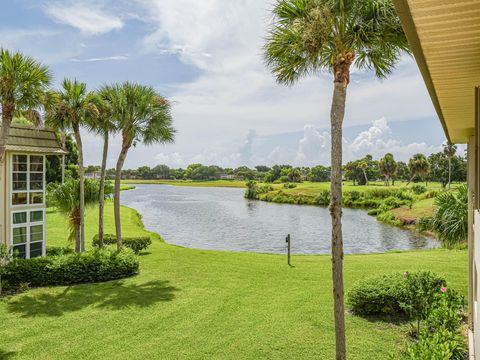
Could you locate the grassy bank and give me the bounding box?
[0,203,467,359]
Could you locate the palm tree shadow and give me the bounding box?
[7,280,179,318]
[0,350,16,360]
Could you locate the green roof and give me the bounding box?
[4,124,67,155]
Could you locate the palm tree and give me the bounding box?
[49,179,100,246]
[358,161,369,185]
[87,89,117,248]
[45,79,99,252]
[379,153,397,186]
[108,82,175,250]
[443,142,457,189]
[0,49,51,175]
[408,153,430,186]
[264,1,409,357]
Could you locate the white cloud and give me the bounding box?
[295,125,331,165]
[45,3,123,35]
[71,55,128,62]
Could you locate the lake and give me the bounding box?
[121,184,438,255]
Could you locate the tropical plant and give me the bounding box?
[443,142,457,189]
[106,82,175,250]
[418,185,467,248]
[48,179,101,247]
[0,49,52,175]
[264,1,409,357]
[87,88,117,248]
[408,153,430,186]
[46,79,99,252]
[379,153,397,186]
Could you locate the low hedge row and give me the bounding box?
[4,248,139,287]
[92,234,152,254]
[347,271,446,316]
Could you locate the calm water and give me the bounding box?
[121,184,438,255]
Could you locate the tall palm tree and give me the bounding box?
[408,153,430,186]
[87,89,117,248]
[45,79,98,252]
[379,153,397,186]
[49,179,100,245]
[0,49,51,175]
[108,82,175,250]
[443,142,457,189]
[264,1,409,358]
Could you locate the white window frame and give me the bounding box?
[10,154,45,208]
[11,209,46,259]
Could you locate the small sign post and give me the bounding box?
[286,234,291,266]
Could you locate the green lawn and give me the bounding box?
[0,203,467,359]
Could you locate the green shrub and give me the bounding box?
[411,184,427,195]
[399,327,467,360]
[377,211,402,226]
[4,248,139,287]
[347,271,446,318]
[283,182,297,189]
[92,234,152,254]
[46,246,75,257]
[279,175,289,183]
[316,190,330,206]
[244,180,259,199]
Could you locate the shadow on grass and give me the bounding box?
[0,350,16,360]
[352,312,409,326]
[6,280,179,318]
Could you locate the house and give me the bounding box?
[393,1,479,357]
[0,124,67,259]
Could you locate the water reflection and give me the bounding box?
[122,184,438,255]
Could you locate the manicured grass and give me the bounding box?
[392,198,436,222]
[120,184,136,191]
[0,203,467,359]
[122,179,247,188]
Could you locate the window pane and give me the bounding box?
[13,212,27,224]
[30,192,43,204]
[30,225,43,242]
[13,163,27,171]
[12,192,27,205]
[13,227,27,244]
[30,155,43,164]
[13,173,27,182]
[30,163,44,172]
[13,181,27,191]
[13,244,26,259]
[30,181,43,191]
[30,242,43,258]
[13,155,27,163]
[30,211,43,222]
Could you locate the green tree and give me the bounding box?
[408,153,430,186]
[379,153,397,186]
[308,165,330,182]
[0,49,52,175]
[46,79,99,253]
[49,179,100,247]
[264,1,408,357]
[443,142,457,189]
[288,167,302,182]
[108,82,175,250]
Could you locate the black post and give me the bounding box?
[286,234,291,266]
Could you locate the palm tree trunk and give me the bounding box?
[98,133,109,248]
[0,102,14,181]
[329,55,352,360]
[72,123,85,253]
[448,157,452,189]
[114,136,130,251]
[362,169,368,185]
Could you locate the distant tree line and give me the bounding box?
[92,144,466,188]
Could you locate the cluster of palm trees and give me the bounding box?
[0,49,175,253]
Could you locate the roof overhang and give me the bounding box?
[393,0,480,144]
[4,124,68,155]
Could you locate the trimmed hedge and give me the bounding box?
[92,234,152,254]
[46,246,75,257]
[4,248,139,287]
[347,271,446,317]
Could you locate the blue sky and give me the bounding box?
[1,0,453,168]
